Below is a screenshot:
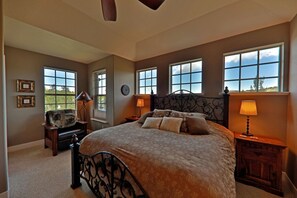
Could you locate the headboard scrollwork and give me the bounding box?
[150,87,230,128]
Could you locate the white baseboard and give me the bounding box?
[8,139,43,152]
[283,171,297,198]
[0,191,8,198]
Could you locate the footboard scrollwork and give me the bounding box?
[71,135,147,198]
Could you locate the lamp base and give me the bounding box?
[242,132,253,136]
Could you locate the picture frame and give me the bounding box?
[17,79,35,92]
[17,95,35,108]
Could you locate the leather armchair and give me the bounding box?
[44,109,87,156]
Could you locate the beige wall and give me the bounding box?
[5,46,88,146]
[135,23,290,97]
[287,14,297,188]
[0,0,9,194]
[88,55,135,128]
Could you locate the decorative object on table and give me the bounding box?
[17,95,35,108]
[16,79,35,92]
[240,100,257,136]
[136,98,144,117]
[121,84,130,96]
[76,91,92,121]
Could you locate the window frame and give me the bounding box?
[43,67,77,112]
[94,69,107,112]
[136,67,157,94]
[223,43,284,93]
[169,58,203,94]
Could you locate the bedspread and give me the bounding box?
[79,121,236,198]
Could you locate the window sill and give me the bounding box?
[90,118,108,123]
[229,92,289,96]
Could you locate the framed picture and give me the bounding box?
[17,79,35,92]
[17,95,35,108]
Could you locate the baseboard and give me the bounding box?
[283,171,297,198]
[8,139,43,152]
[0,191,8,198]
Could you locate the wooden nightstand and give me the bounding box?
[125,116,139,122]
[234,133,286,196]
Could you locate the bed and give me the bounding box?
[71,88,235,198]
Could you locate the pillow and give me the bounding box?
[138,111,154,124]
[142,117,163,129]
[152,109,172,117]
[186,116,209,135]
[160,117,183,133]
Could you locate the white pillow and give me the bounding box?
[160,117,183,133]
[142,117,163,129]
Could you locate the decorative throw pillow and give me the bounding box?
[186,116,210,135]
[138,111,154,124]
[159,117,183,133]
[142,117,163,129]
[152,109,171,117]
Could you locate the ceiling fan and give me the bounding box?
[101,0,165,21]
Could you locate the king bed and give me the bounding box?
[71,88,236,198]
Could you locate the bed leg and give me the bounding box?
[70,134,81,189]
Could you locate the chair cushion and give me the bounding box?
[46,109,77,128]
[58,129,85,141]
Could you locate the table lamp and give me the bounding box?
[136,98,144,117]
[76,91,92,121]
[240,100,257,136]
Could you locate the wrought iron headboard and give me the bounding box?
[150,88,230,128]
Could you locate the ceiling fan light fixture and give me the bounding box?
[138,0,165,10]
[101,0,117,21]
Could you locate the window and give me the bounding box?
[94,70,106,111]
[170,59,202,93]
[224,44,283,92]
[137,68,157,94]
[44,67,76,112]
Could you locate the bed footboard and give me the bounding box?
[70,135,147,198]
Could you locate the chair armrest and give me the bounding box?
[77,121,87,125]
[43,123,58,131]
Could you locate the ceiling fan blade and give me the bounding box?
[101,0,117,21]
[138,0,165,10]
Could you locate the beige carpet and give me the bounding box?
[8,145,292,198]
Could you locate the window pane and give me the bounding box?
[181,74,190,83]
[241,80,255,92]
[44,77,55,85]
[152,69,157,77]
[45,95,55,104]
[139,87,145,94]
[44,69,55,76]
[56,96,65,103]
[191,83,201,93]
[225,68,239,80]
[66,96,75,103]
[45,85,55,94]
[241,66,257,79]
[241,51,257,66]
[152,78,157,86]
[259,78,278,92]
[139,71,145,79]
[225,54,239,68]
[260,47,279,64]
[56,86,66,94]
[45,104,55,111]
[172,75,180,84]
[225,81,239,92]
[56,71,65,78]
[181,63,190,73]
[67,103,75,110]
[66,72,75,79]
[98,104,106,111]
[152,86,157,94]
[66,79,75,86]
[57,104,66,110]
[172,65,180,75]
[145,70,151,78]
[172,85,180,92]
[56,78,66,86]
[191,73,201,83]
[146,79,152,86]
[192,61,202,72]
[66,87,75,94]
[259,63,278,78]
[145,87,151,94]
[181,84,190,91]
[139,79,145,86]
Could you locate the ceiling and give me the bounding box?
[4,0,297,64]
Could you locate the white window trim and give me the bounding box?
[93,69,107,112]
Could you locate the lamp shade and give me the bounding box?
[136,99,144,107]
[76,91,92,102]
[240,100,257,116]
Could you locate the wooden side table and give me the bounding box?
[234,133,286,196]
[125,116,139,122]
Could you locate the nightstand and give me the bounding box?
[234,133,286,196]
[125,116,139,122]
